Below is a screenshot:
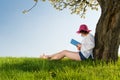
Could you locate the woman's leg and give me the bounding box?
[49,50,81,61]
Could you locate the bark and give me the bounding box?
[94,0,120,62]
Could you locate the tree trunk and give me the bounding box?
[94,0,120,62]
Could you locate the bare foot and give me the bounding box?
[40,53,50,59]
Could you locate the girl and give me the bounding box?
[40,24,95,61]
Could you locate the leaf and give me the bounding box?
[42,0,46,2]
[22,10,28,14]
[34,0,38,2]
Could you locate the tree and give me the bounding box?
[93,0,120,62]
[24,0,120,62]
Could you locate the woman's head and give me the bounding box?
[76,24,91,36]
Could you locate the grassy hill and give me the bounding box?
[0,57,120,80]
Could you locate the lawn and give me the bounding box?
[0,57,120,80]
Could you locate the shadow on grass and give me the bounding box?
[0,58,102,72]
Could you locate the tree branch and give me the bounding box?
[23,1,38,14]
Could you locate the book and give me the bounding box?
[70,39,81,46]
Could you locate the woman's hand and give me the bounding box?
[76,44,81,50]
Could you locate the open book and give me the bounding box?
[70,39,81,46]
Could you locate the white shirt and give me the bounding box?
[81,33,95,59]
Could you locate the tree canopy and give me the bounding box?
[23,0,99,18]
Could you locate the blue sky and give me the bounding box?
[0,0,119,57]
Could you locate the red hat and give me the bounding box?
[76,24,91,34]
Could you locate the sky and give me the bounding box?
[0,0,120,57]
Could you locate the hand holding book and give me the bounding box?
[76,44,81,50]
[70,39,81,50]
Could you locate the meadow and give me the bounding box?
[0,57,120,80]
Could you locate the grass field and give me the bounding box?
[0,57,120,80]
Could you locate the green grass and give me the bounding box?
[0,57,120,80]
